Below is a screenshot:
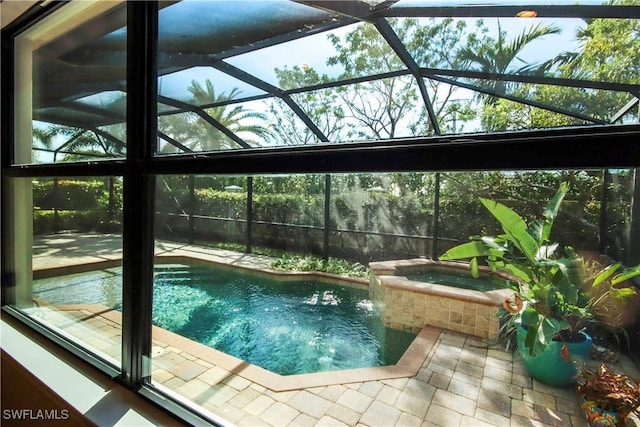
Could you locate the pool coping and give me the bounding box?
[370,258,514,306]
[33,254,439,392]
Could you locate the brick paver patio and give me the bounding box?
[25,233,640,427]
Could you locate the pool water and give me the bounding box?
[34,264,416,375]
[405,269,501,292]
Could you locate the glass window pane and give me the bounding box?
[157,101,272,154]
[159,67,267,103]
[226,21,406,89]
[13,2,126,165]
[289,76,431,142]
[158,0,337,59]
[5,176,123,367]
[144,169,639,425]
[444,77,634,130]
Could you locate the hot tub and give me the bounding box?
[369,258,513,339]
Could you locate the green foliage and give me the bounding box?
[33,210,118,234]
[32,178,121,234]
[460,21,561,103]
[441,182,640,357]
[34,179,106,210]
[270,255,368,278]
[480,7,639,130]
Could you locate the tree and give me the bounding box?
[33,123,126,162]
[267,65,347,145]
[479,6,639,131]
[160,79,272,152]
[459,21,561,104]
[327,18,477,138]
[267,18,478,144]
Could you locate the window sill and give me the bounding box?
[0,312,186,426]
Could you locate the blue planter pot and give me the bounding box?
[517,325,592,387]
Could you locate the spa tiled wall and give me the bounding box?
[370,273,501,340]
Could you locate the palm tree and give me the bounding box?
[185,79,272,151]
[458,21,561,103]
[33,123,125,162]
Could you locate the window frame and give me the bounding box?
[1,1,639,426]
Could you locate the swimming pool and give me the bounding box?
[33,263,416,376]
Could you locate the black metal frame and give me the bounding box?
[120,0,157,390]
[1,1,639,426]
[13,1,639,155]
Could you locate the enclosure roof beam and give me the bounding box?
[157,130,194,154]
[382,4,640,19]
[59,101,126,126]
[419,67,640,94]
[51,130,88,156]
[90,127,127,150]
[610,97,639,124]
[429,74,607,125]
[212,19,355,61]
[211,60,330,142]
[294,0,399,22]
[32,146,113,158]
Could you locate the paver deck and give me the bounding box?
[24,233,640,426]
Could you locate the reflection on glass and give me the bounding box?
[14,2,126,165]
[5,176,123,366]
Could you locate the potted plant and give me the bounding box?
[440,182,640,386]
[576,363,640,427]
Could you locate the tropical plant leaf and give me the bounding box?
[609,287,637,300]
[521,306,540,329]
[554,259,579,304]
[499,263,533,283]
[593,263,621,287]
[540,181,568,242]
[480,197,539,263]
[440,241,493,260]
[538,316,561,346]
[469,257,479,279]
[611,264,640,285]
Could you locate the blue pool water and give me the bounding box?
[34,264,416,375]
